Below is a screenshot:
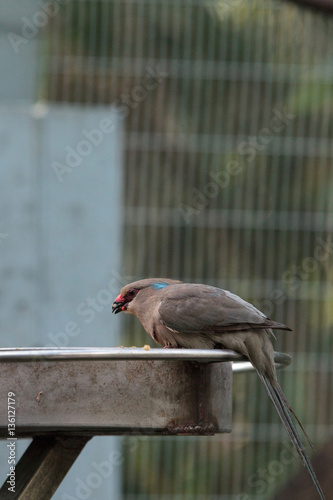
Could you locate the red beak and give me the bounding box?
[112,294,125,314]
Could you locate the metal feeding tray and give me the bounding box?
[0,347,291,499]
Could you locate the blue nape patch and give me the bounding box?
[152,282,169,290]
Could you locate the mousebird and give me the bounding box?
[112,278,325,500]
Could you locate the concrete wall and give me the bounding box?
[0,104,124,500]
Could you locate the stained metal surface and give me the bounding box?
[0,354,233,437]
[0,348,291,438]
[0,347,292,367]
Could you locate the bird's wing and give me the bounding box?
[158,284,290,333]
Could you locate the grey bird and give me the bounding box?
[112,278,325,500]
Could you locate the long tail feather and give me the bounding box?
[274,381,314,449]
[257,371,325,500]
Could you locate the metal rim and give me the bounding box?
[0,347,292,372]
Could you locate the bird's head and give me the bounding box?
[112,278,182,314]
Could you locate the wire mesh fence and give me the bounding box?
[38,0,333,498]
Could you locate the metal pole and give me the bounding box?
[0,436,90,500]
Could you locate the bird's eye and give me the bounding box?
[128,289,136,297]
